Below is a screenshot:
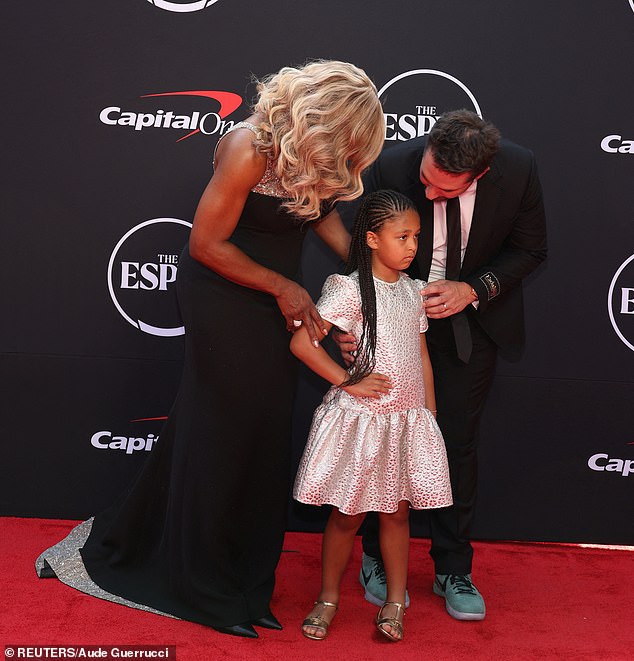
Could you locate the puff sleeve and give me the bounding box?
[316,274,361,334]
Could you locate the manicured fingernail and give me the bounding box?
[313,340,319,348]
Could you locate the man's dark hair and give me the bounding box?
[426,109,501,177]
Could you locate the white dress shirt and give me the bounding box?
[427,179,478,283]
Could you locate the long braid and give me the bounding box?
[342,190,416,386]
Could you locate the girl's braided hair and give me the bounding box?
[342,189,417,386]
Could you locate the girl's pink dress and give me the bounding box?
[293,271,453,515]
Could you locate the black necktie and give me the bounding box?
[445,197,472,363]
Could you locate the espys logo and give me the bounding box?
[91,416,167,454]
[107,218,192,337]
[608,254,634,351]
[100,90,243,142]
[378,69,482,142]
[146,0,220,12]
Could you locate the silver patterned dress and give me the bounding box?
[293,271,453,515]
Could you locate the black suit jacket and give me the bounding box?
[362,136,547,357]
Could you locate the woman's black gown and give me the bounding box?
[36,135,309,628]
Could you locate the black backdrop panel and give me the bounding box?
[0,354,182,519]
[2,0,633,544]
[475,376,634,545]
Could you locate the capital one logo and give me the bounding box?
[608,254,634,351]
[588,447,634,477]
[600,134,634,154]
[100,90,243,143]
[91,416,167,454]
[146,0,220,11]
[377,69,482,142]
[107,218,192,337]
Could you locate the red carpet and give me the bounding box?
[1,517,632,660]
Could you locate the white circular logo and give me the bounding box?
[107,218,192,337]
[378,69,482,142]
[147,0,220,12]
[608,254,634,351]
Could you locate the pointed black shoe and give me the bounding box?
[38,559,57,578]
[212,623,258,639]
[252,613,283,630]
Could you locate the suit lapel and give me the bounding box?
[462,158,503,275]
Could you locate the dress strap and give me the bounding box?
[213,121,262,168]
[231,120,261,135]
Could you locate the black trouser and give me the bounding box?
[362,314,498,575]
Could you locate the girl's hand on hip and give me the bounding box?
[343,373,392,399]
[275,279,327,347]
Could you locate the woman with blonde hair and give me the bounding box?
[37,60,385,639]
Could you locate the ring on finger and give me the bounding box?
[293,319,302,327]
[443,303,447,310]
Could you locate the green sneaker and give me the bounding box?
[433,574,485,620]
[359,553,410,608]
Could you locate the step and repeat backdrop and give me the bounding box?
[2,1,633,544]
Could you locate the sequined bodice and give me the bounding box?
[216,121,288,197]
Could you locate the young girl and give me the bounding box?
[291,189,453,642]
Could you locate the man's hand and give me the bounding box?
[331,329,357,366]
[422,280,477,319]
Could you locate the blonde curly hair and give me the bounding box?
[253,60,385,220]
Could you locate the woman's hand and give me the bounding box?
[275,279,327,346]
[342,372,392,398]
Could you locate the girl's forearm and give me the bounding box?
[420,334,437,412]
[423,370,436,412]
[291,328,348,386]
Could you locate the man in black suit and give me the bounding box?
[338,109,547,621]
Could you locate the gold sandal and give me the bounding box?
[376,601,405,642]
[301,601,338,640]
